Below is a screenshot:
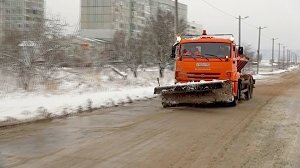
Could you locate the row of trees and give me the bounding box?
[110,9,187,78]
[0,9,185,90]
[0,9,258,91]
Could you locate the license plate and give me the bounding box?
[196,63,210,67]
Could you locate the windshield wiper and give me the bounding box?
[203,54,223,61]
[182,54,195,60]
[194,54,209,61]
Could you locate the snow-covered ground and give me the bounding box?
[0,64,299,126]
[0,67,173,125]
[253,64,299,80]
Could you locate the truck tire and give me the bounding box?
[228,96,238,106]
[228,82,240,106]
[245,80,254,100]
[245,85,251,100]
[249,84,253,99]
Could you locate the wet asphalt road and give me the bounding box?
[1,70,300,168]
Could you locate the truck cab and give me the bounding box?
[171,33,245,98]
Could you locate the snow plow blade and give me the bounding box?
[154,81,234,107]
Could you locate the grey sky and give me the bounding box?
[46,0,300,51]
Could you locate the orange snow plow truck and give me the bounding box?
[154,30,255,107]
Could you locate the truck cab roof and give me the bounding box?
[180,35,235,45]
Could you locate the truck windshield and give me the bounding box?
[180,43,231,59]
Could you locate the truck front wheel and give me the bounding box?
[228,96,238,106]
[228,82,241,106]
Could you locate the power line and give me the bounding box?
[198,0,295,49]
[199,0,260,31]
[242,21,257,29]
[242,21,272,40]
[199,0,236,19]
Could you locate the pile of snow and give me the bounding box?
[260,60,272,67]
[0,67,174,125]
[0,87,154,122]
[253,65,299,80]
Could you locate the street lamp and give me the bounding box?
[256,26,267,74]
[236,15,249,46]
[278,43,281,69]
[283,46,286,69]
[287,49,290,68]
[271,38,278,72]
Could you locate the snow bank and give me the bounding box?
[0,86,155,122]
[260,60,271,67]
[255,65,299,79]
[0,67,173,125]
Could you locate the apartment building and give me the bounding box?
[0,0,44,43]
[80,0,187,41]
[186,21,203,35]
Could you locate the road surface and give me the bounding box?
[1,70,300,168]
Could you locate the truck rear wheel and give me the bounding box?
[245,85,251,100]
[245,82,254,100]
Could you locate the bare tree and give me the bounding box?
[124,35,144,78]
[0,16,69,90]
[110,31,143,78]
[110,31,126,61]
[109,10,187,78]
[243,43,256,72]
[243,44,255,61]
[145,9,187,78]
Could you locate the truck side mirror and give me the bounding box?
[170,46,176,58]
[170,42,179,59]
[238,47,244,55]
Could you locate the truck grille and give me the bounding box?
[187,72,221,81]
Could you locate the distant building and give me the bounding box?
[186,21,203,35]
[0,0,44,43]
[80,0,187,41]
[150,0,187,21]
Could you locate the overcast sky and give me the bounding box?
[46,0,300,52]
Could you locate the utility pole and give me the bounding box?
[286,49,290,68]
[294,53,296,65]
[293,53,296,65]
[271,38,278,72]
[287,49,290,68]
[292,52,294,65]
[290,51,292,65]
[278,43,281,69]
[237,15,249,46]
[175,0,179,35]
[283,46,286,69]
[288,50,291,67]
[256,26,267,74]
